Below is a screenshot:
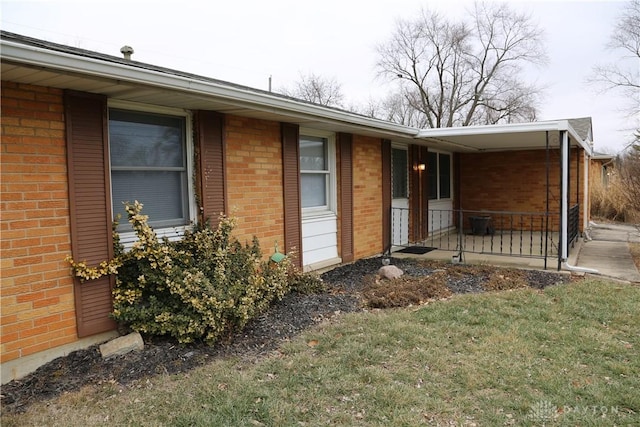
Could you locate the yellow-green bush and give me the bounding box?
[67,201,292,343]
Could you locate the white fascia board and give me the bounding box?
[416,120,594,155]
[415,121,563,138]
[591,154,615,160]
[1,40,418,138]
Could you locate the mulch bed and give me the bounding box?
[0,257,572,414]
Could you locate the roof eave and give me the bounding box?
[1,38,420,140]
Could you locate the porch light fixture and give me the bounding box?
[415,163,426,171]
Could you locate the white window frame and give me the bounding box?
[428,149,453,201]
[299,128,337,219]
[107,100,196,246]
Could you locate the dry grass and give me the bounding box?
[480,269,530,291]
[630,243,640,272]
[591,152,640,224]
[361,273,452,308]
[362,264,535,309]
[590,176,639,223]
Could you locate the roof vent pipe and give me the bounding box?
[120,45,134,60]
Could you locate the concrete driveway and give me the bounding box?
[575,221,640,282]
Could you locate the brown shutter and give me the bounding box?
[409,145,429,241]
[64,91,116,337]
[195,111,226,226]
[453,152,461,211]
[409,145,421,242]
[381,139,392,253]
[338,133,354,263]
[420,146,429,240]
[281,123,302,267]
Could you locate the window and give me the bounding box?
[109,107,192,233]
[428,151,451,200]
[299,131,335,214]
[439,153,451,199]
[392,147,408,199]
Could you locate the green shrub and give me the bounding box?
[287,269,326,294]
[67,201,293,344]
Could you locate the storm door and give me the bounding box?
[391,146,409,245]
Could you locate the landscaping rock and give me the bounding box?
[99,332,144,359]
[378,265,404,280]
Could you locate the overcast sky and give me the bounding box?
[1,0,636,152]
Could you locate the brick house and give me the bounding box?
[1,31,594,382]
[590,152,615,187]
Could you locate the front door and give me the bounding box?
[391,146,409,246]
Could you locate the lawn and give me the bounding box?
[3,279,639,426]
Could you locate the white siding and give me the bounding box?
[302,215,339,267]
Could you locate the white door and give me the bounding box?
[391,146,409,246]
[427,150,454,234]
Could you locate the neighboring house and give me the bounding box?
[0,31,594,382]
[591,152,616,186]
[588,151,616,222]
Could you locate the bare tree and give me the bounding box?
[590,0,640,148]
[359,91,430,127]
[588,1,640,223]
[591,1,640,105]
[376,1,547,128]
[280,72,345,107]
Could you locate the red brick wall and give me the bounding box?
[224,116,285,257]
[352,135,383,259]
[1,82,77,363]
[459,148,585,232]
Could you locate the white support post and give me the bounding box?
[561,130,569,261]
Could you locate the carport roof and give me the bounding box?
[1,31,593,155]
[415,119,593,154]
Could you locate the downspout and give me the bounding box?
[560,132,598,274]
[564,263,598,274]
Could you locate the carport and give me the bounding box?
[392,118,594,270]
